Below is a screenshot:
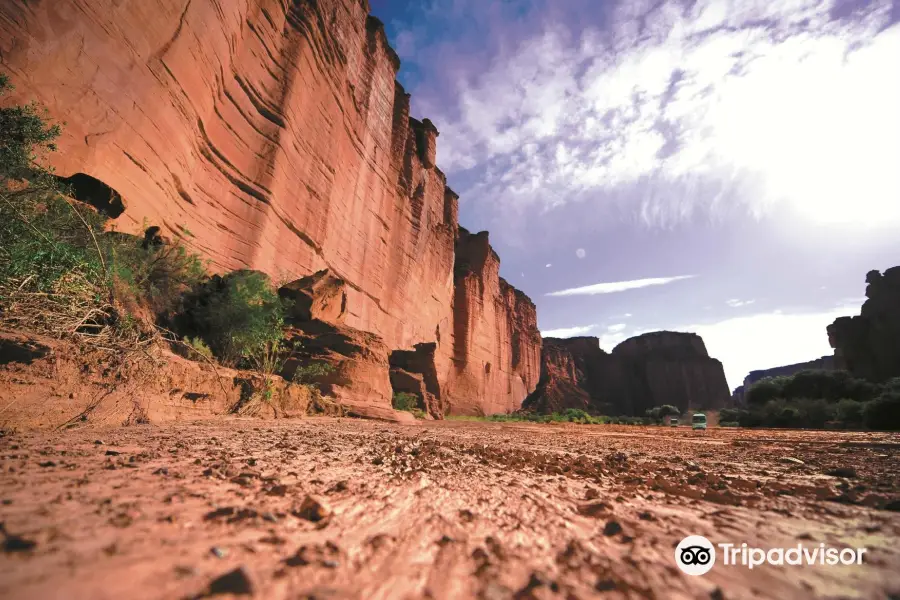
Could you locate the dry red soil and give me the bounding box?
[1,420,898,600]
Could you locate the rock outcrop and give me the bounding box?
[435,229,542,415]
[731,355,835,404]
[828,267,900,383]
[279,270,349,325]
[0,0,542,415]
[524,332,730,416]
[389,343,446,419]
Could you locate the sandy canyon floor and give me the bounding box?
[0,419,898,600]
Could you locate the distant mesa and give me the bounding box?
[523,331,730,416]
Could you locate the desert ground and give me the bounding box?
[1,419,898,600]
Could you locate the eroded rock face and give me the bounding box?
[0,0,542,415]
[524,332,730,416]
[828,267,900,382]
[0,0,453,352]
[281,320,409,422]
[280,270,348,325]
[434,229,542,415]
[389,343,447,419]
[612,332,731,414]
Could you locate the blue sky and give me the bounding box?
[370,0,900,390]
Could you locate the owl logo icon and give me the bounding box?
[676,535,716,576]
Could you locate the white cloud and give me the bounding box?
[545,263,552,268]
[576,248,586,258]
[429,0,900,236]
[541,323,633,348]
[541,324,596,338]
[726,299,756,308]
[547,274,695,297]
[680,304,860,390]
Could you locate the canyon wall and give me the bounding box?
[828,267,900,383]
[436,229,542,415]
[524,332,730,416]
[0,0,540,415]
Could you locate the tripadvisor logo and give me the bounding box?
[676,535,716,576]
[675,535,868,575]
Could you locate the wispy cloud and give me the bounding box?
[407,0,900,241]
[540,322,634,350]
[547,275,695,297]
[726,299,756,308]
[541,324,596,338]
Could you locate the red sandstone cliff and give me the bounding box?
[0,0,541,416]
[436,228,542,415]
[524,332,730,416]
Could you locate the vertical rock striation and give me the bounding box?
[436,228,542,415]
[0,0,541,415]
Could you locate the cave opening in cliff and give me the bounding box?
[57,173,126,218]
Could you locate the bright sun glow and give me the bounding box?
[433,0,900,232]
[710,25,900,226]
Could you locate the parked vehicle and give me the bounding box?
[670,417,679,427]
[692,413,708,430]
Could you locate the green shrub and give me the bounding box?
[184,336,213,360]
[293,361,335,386]
[0,73,61,184]
[109,238,206,318]
[745,379,784,406]
[645,404,680,423]
[719,408,745,423]
[864,388,900,431]
[392,392,419,412]
[719,421,740,427]
[741,398,837,429]
[834,399,865,428]
[781,370,879,403]
[182,271,285,367]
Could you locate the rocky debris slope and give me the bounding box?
[524,332,730,416]
[0,331,316,431]
[1,420,898,599]
[732,355,835,404]
[0,0,541,415]
[829,267,900,383]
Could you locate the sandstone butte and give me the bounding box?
[523,332,731,416]
[0,0,541,418]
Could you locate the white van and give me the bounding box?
[692,413,708,430]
